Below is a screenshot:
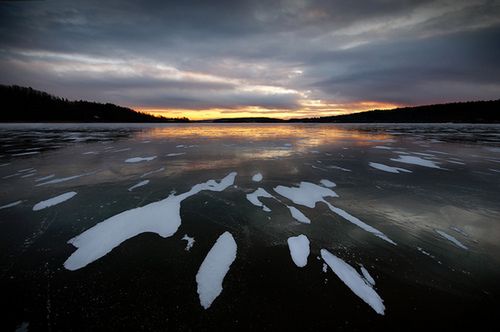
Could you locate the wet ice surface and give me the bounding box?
[1,123,500,330]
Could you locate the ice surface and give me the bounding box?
[33,192,77,211]
[321,249,385,315]
[246,188,273,212]
[360,266,375,285]
[0,200,22,210]
[390,155,442,169]
[166,152,186,157]
[320,179,336,188]
[196,231,237,309]
[287,206,311,224]
[287,235,310,267]
[369,162,412,174]
[125,156,157,163]
[252,173,263,182]
[436,230,468,250]
[128,180,150,191]
[64,172,237,270]
[182,234,195,251]
[274,182,338,208]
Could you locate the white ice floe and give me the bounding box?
[324,203,396,245]
[321,249,385,315]
[128,180,150,191]
[0,200,22,210]
[64,172,236,271]
[20,172,36,178]
[360,266,375,285]
[35,172,92,186]
[274,182,395,244]
[436,230,468,250]
[287,235,310,267]
[326,165,352,172]
[140,167,165,178]
[252,173,263,182]
[447,160,465,165]
[196,231,237,309]
[125,156,157,163]
[274,182,338,208]
[246,188,273,212]
[111,148,131,153]
[320,179,336,188]
[287,206,311,224]
[35,174,55,182]
[373,146,393,150]
[12,151,40,157]
[33,192,77,211]
[390,155,442,169]
[182,234,195,251]
[369,162,412,174]
[176,145,185,148]
[166,152,186,157]
[417,247,442,264]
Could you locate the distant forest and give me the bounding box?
[1,85,499,123]
[0,85,189,123]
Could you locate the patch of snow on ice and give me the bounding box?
[287,235,310,267]
[166,152,186,157]
[324,202,396,245]
[246,188,273,212]
[141,167,165,178]
[390,155,442,169]
[274,182,394,244]
[373,146,393,150]
[252,173,263,182]
[321,249,385,315]
[360,266,375,285]
[369,162,412,174]
[320,179,336,188]
[128,180,150,191]
[436,230,468,250]
[63,172,236,270]
[12,151,40,157]
[33,192,77,211]
[287,206,310,224]
[125,156,157,163]
[326,165,351,172]
[196,231,237,309]
[182,234,195,251]
[274,182,338,208]
[0,200,23,210]
[35,174,55,182]
[35,172,92,186]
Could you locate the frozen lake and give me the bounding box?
[1,123,500,330]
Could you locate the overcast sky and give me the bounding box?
[1,0,499,119]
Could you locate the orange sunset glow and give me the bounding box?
[138,101,401,120]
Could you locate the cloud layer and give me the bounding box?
[1,0,499,118]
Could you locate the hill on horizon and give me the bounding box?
[0,85,189,123]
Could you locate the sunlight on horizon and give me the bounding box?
[138,101,401,120]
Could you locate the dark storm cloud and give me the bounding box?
[0,0,499,114]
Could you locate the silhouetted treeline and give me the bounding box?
[290,100,500,123]
[0,85,190,123]
[204,100,500,123]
